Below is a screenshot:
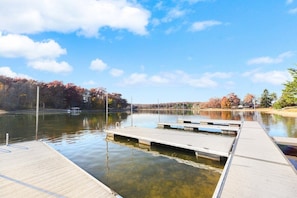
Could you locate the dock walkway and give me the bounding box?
[0,141,119,198]
[105,126,235,158]
[214,121,297,197]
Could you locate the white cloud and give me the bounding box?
[0,33,66,60]
[90,59,108,71]
[123,73,148,85]
[253,71,290,85]
[286,0,294,5]
[243,69,290,85]
[155,1,163,10]
[175,70,230,88]
[247,51,294,65]
[190,20,222,31]
[204,72,232,78]
[121,70,232,88]
[0,32,72,74]
[242,68,260,77]
[110,68,124,77]
[0,0,150,37]
[150,75,170,84]
[28,60,72,73]
[83,80,97,86]
[0,66,32,79]
[288,7,297,14]
[162,8,186,23]
[185,0,209,4]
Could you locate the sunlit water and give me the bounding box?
[1,111,296,197]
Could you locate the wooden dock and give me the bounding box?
[157,122,239,135]
[0,141,120,198]
[105,126,235,159]
[213,121,297,197]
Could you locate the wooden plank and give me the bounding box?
[0,141,120,198]
[214,121,297,198]
[273,136,297,146]
[106,126,235,158]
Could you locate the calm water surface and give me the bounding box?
[0,111,296,197]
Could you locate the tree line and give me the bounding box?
[199,90,277,109]
[1,65,296,111]
[0,76,128,111]
[200,65,297,109]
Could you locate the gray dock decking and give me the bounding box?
[178,119,242,127]
[106,126,235,158]
[214,121,297,197]
[0,141,119,198]
[157,122,239,134]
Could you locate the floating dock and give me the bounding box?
[107,119,297,197]
[0,141,120,198]
[273,136,297,146]
[213,121,297,197]
[178,119,242,127]
[105,126,235,159]
[157,122,239,135]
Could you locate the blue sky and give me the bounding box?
[0,0,296,104]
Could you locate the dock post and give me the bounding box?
[6,133,9,145]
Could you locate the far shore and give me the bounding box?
[1,108,297,118]
[199,108,297,118]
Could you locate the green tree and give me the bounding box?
[281,67,297,106]
[260,89,273,108]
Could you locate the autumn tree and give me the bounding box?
[0,77,129,111]
[220,93,240,109]
[227,93,240,107]
[0,76,37,110]
[64,83,84,108]
[221,96,231,109]
[207,97,221,108]
[243,93,255,107]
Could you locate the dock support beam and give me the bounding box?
[139,139,151,146]
[6,133,9,146]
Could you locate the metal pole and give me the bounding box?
[6,133,9,146]
[105,93,108,128]
[131,97,133,127]
[35,86,39,140]
[158,99,160,123]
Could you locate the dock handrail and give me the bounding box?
[212,120,244,198]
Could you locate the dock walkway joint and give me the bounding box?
[0,141,119,198]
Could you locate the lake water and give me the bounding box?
[0,110,296,197]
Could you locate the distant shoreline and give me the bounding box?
[1,108,297,118]
[199,108,297,118]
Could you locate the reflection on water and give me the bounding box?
[1,110,297,197]
[47,131,221,198]
[259,112,297,137]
